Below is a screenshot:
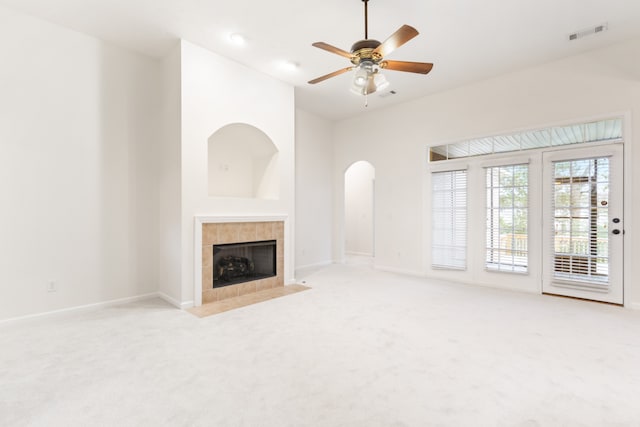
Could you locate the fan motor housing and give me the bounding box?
[350,39,382,65]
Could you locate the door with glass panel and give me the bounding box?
[542,144,623,304]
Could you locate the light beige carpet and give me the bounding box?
[2,263,640,426]
[188,284,311,317]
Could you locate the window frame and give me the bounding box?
[484,162,530,274]
[431,168,468,271]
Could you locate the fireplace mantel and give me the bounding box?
[194,215,287,306]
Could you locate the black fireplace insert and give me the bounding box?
[212,240,276,288]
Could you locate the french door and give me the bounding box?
[542,144,624,304]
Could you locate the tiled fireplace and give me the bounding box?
[200,220,284,304]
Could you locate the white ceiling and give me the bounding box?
[2,0,640,121]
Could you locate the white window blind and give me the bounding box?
[432,170,467,270]
[550,157,610,287]
[485,164,529,273]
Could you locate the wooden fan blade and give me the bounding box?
[381,60,433,74]
[373,25,419,58]
[312,42,354,59]
[308,67,354,84]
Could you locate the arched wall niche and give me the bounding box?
[208,123,279,199]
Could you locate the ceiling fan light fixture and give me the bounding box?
[350,63,371,95]
[350,62,388,96]
[308,0,433,101]
[374,72,389,91]
[354,75,367,86]
[352,64,370,87]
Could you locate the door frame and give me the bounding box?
[541,143,625,304]
[343,160,376,259]
[622,113,633,308]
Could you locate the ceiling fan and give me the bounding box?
[308,0,433,97]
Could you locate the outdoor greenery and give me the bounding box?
[486,164,528,270]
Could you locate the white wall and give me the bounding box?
[333,118,424,272]
[157,44,182,304]
[294,109,334,270]
[334,38,640,304]
[0,6,161,320]
[179,41,295,305]
[345,161,375,256]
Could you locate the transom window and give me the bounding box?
[429,118,622,162]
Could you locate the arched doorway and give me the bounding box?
[344,161,375,262]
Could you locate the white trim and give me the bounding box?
[345,251,373,256]
[0,293,160,324]
[541,143,620,162]
[630,303,640,311]
[295,260,333,272]
[425,273,540,295]
[541,144,624,304]
[157,292,193,309]
[429,162,468,173]
[470,279,540,295]
[480,155,531,168]
[622,110,633,308]
[374,265,425,277]
[195,215,288,224]
[194,215,288,307]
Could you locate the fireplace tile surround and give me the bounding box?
[201,221,284,304]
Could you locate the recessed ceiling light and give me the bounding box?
[229,33,246,46]
[280,61,300,72]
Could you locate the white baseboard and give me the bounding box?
[374,265,425,277]
[629,303,640,310]
[157,292,185,309]
[295,260,333,271]
[423,273,540,295]
[0,292,160,324]
[295,261,333,283]
[345,251,373,257]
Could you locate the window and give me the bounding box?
[429,118,622,161]
[432,170,467,270]
[485,164,529,272]
[552,157,610,284]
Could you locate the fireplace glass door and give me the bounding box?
[212,240,277,288]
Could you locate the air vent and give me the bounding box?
[569,23,608,41]
[379,90,397,98]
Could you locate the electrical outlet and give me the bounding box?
[47,281,57,293]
